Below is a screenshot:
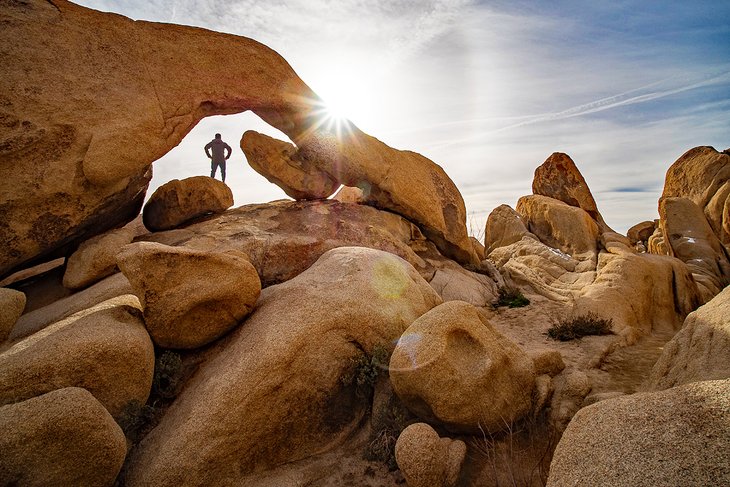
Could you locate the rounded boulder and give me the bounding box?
[390,300,536,434]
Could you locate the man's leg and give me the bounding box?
[210,161,216,179]
[221,161,226,183]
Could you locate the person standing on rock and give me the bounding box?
[204,133,232,183]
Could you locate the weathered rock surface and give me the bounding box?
[627,220,655,247]
[647,285,730,390]
[547,379,730,487]
[661,146,730,244]
[516,195,600,261]
[427,259,500,307]
[333,185,366,203]
[142,176,233,231]
[0,387,127,487]
[8,272,133,342]
[484,204,534,255]
[117,242,261,349]
[0,0,475,277]
[241,130,339,200]
[0,288,25,342]
[532,152,610,231]
[395,423,467,487]
[529,348,565,377]
[390,301,535,434]
[0,305,154,418]
[573,251,701,339]
[657,196,730,302]
[124,247,442,486]
[139,199,431,287]
[549,370,592,431]
[62,226,135,290]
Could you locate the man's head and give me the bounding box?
[215,133,222,139]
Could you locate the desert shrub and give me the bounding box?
[547,313,613,341]
[152,350,183,399]
[117,400,157,444]
[366,402,413,471]
[340,345,389,396]
[496,286,530,308]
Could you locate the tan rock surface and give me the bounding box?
[394,423,466,487]
[532,152,609,230]
[627,220,655,246]
[547,379,730,487]
[390,301,535,434]
[8,272,133,342]
[661,146,730,243]
[0,305,154,418]
[333,185,366,203]
[427,259,499,308]
[647,285,730,390]
[574,251,701,339]
[0,288,25,342]
[516,195,600,261]
[142,176,233,231]
[658,196,730,301]
[62,226,135,290]
[528,348,566,377]
[117,242,261,349]
[139,199,430,286]
[484,204,534,255]
[1,0,475,276]
[124,247,441,486]
[0,387,127,487]
[241,130,339,200]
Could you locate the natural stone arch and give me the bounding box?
[0,0,476,278]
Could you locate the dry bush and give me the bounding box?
[547,313,613,341]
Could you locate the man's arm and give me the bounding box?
[204,142,212,158]
[224,143,232,160]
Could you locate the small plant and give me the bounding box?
[152,350,183,399]
[340,345,389,396]
[367,399,414,471]
[547,313,613,341]
[496,286,530,308]
[117,400,157,444]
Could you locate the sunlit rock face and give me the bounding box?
[0,0,475,278]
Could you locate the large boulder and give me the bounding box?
[0,288,25,342]
[516,195,600,261]
[139,199,430,286]
[241,130,339,200]
[124,247,442,486]
[142,176,234,231]
[62,226,136,290]
[0,0,475,277]
[573,251,701,339]
[657,196,730,302]
[532,152,609,231]
[484,204,535,256]
[395,423,467,487]
[117,242,261,349]
[547,379,730,487]
[647,285,730,390]
[390,301,536,434]
[661,146,730,244]
[0,387,127,487]
[0,304,154,418]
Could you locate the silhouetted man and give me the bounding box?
[204,133,232,182]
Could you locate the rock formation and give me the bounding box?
[547,379,730,487]
[0,387,127,487]
[390,301,536,434]
[124,247,442,486]
[0,288,25,342]
[117,242,261,349]
[62,226,136,290]
[0,0,476,279]
[395,423,467,487]
[0,304,154,418]
[647,285,730,390]
[142,176,234,231]
[241,130,339,200]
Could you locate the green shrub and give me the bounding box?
[340,345,389,396]
[496,286,530,308]
[152,350,183,399]
[547,313,613,341]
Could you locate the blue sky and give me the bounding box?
[77,0,730,234]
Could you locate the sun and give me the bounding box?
[309,74,376,136]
